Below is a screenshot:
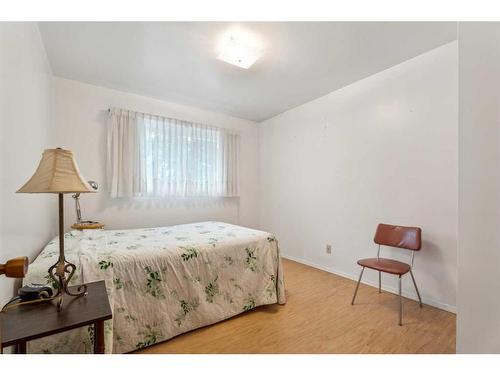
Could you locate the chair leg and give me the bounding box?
[351,267,365,305]
[409,270,423,308]
[398,275,403,326]
[378,271,381,293]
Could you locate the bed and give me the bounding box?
[23,221,286,353]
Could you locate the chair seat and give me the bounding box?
[357,258,411,275]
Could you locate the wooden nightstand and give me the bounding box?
[0,281,112,354]
[71,222,105,230]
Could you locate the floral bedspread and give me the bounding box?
[23,221,286,353]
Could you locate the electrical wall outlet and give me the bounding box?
[326,244,332,254]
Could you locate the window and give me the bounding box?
[107,108,239,198]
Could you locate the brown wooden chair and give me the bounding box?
[351,223,423,325]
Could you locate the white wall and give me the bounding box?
[457,23,500,353]
[0,23,56,305]
[259,42,458,312]
[53,78,260,231]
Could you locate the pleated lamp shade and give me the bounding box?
[17,148,95,194]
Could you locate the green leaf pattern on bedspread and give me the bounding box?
[22,221,286,353]
[136,324,163,349]
[144,266,165,299]
[204,276,219,303]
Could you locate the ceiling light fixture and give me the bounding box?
[217,30,263,69]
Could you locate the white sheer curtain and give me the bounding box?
[107,108,239,198]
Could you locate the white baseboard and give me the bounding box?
[281,253,456,314]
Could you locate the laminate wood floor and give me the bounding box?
[137,258,456,354]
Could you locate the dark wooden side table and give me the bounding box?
[0,280,112,354]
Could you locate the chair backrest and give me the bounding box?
[374,223,422,251]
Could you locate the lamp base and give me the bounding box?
[48,258,87,311]
[47,193,88,311]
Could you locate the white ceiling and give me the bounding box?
[38,22,457,122]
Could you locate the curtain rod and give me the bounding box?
[107,107,241,135]
[108,107,195,121]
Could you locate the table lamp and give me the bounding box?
[16,148,95,310]
[73,180,98,223]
